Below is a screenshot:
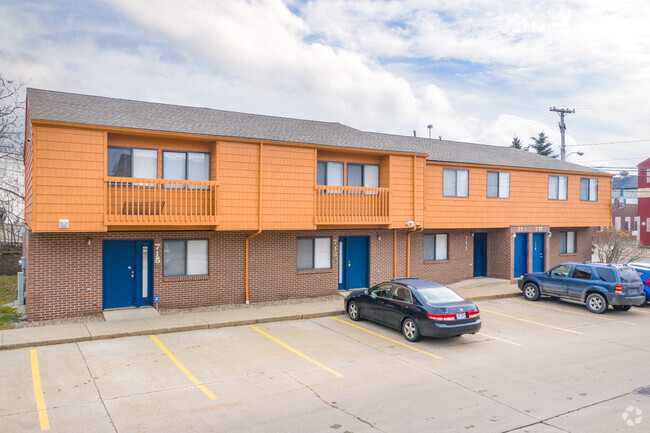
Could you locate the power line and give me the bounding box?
[453,114,555,143]
[567,138,650,147]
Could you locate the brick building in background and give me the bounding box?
[638,158,650,246]
[23,89,612,321]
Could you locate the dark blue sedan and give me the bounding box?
[344,278,481,341]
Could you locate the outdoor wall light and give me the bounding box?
[547,232,552,238]
[377,235,381,241]
[87,237,92,246]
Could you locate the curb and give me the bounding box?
[1,309,346,351]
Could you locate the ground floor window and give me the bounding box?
[297,237,331,270]
[559,231,576,254]
[424,233,448,261]
[163,239,208,276]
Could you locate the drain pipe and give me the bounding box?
[245,143,264,304]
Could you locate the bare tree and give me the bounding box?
[0,75,25,246]
[593,228,645,264]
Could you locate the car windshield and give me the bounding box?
[418,286,464,304]
[619,267,642,283]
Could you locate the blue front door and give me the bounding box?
[339,236,369,290]
[514,233,528,278]
[532,233,545,272]
[103,240,153,309]
[473,233,488,277]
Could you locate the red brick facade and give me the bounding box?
[25,226,596,321]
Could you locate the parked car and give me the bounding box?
[518,262,645,313]
[628,264,650,306]
[345,278,481,342]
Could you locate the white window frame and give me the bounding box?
[347,163,380,188]
[297,237,331,270]
[316,161,344,186]
[487,171,510,198]
[424,233,448,261]
[163,151,211,181]
[443,168,469,197]
[549,175,568,200]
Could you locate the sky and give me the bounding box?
[1,0,649,174]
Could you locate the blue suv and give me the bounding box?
[518,262,645,313]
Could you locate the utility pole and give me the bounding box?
[549,106,575,161]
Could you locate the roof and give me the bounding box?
[27,88,605,174]
[612,175,638,190]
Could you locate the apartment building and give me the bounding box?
[23,89,611,321]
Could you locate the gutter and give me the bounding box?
[245,143,263,304]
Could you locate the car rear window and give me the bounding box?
[418,287,464,304]
[596,268,616,282]
[619,267,642,283]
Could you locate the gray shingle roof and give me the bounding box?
[27,88,605,174]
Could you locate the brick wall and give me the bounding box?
[25,225,598,321]
[547,226,594,269]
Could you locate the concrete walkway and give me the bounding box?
[1,278,520,350]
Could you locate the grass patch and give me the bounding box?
[0,275,20,329]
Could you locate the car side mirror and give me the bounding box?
[364,289,369,295]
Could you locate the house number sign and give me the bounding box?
[515,226,545,232]
[155,242,161,264]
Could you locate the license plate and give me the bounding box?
[456,312,466,320]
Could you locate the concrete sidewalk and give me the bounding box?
[1,278,520,350]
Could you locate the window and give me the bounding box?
[548,175,568,200]
[317,161,344,186]
[443,168,469,197]
[487,171,510,198]
[163,151,210,181]
[297,237,331,270]
[107,147,157,178]
[369,284,393,298]
[347,164,379,188]
[559,231,576,254]
[572,265,592,280]
[391,286,413,303]
[163,239,208,277]
[424,234,448,261]
[550,264,572,277]
[596,267,616,282]
[580,178,598,201]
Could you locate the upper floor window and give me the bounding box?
[347,164,379,188]
[548,175,568,200]
[317,161,344,186]
[107,147,157,178]
[487,171,510,198]
[163,151,210,181]
[443,168,469,197]
[580,178,598,201]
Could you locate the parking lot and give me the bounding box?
[1,298,649,433]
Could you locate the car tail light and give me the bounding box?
[428,313,456,321]
[467,308,480,319]
[615,284,623,293]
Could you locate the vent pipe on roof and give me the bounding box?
[413,130,416,137]
[439,136,442,140]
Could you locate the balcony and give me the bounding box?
[105,177,218,226]
[315,186,390,225]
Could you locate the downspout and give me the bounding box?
[245,143,264,304]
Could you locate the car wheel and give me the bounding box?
[586,293,608,314]
[402,318,420,342]
[613,305,631,311]
[523,283,541,301]
[347,300,361,321]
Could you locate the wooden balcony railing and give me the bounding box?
[315,186,390,225]
[105,177,218,225]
